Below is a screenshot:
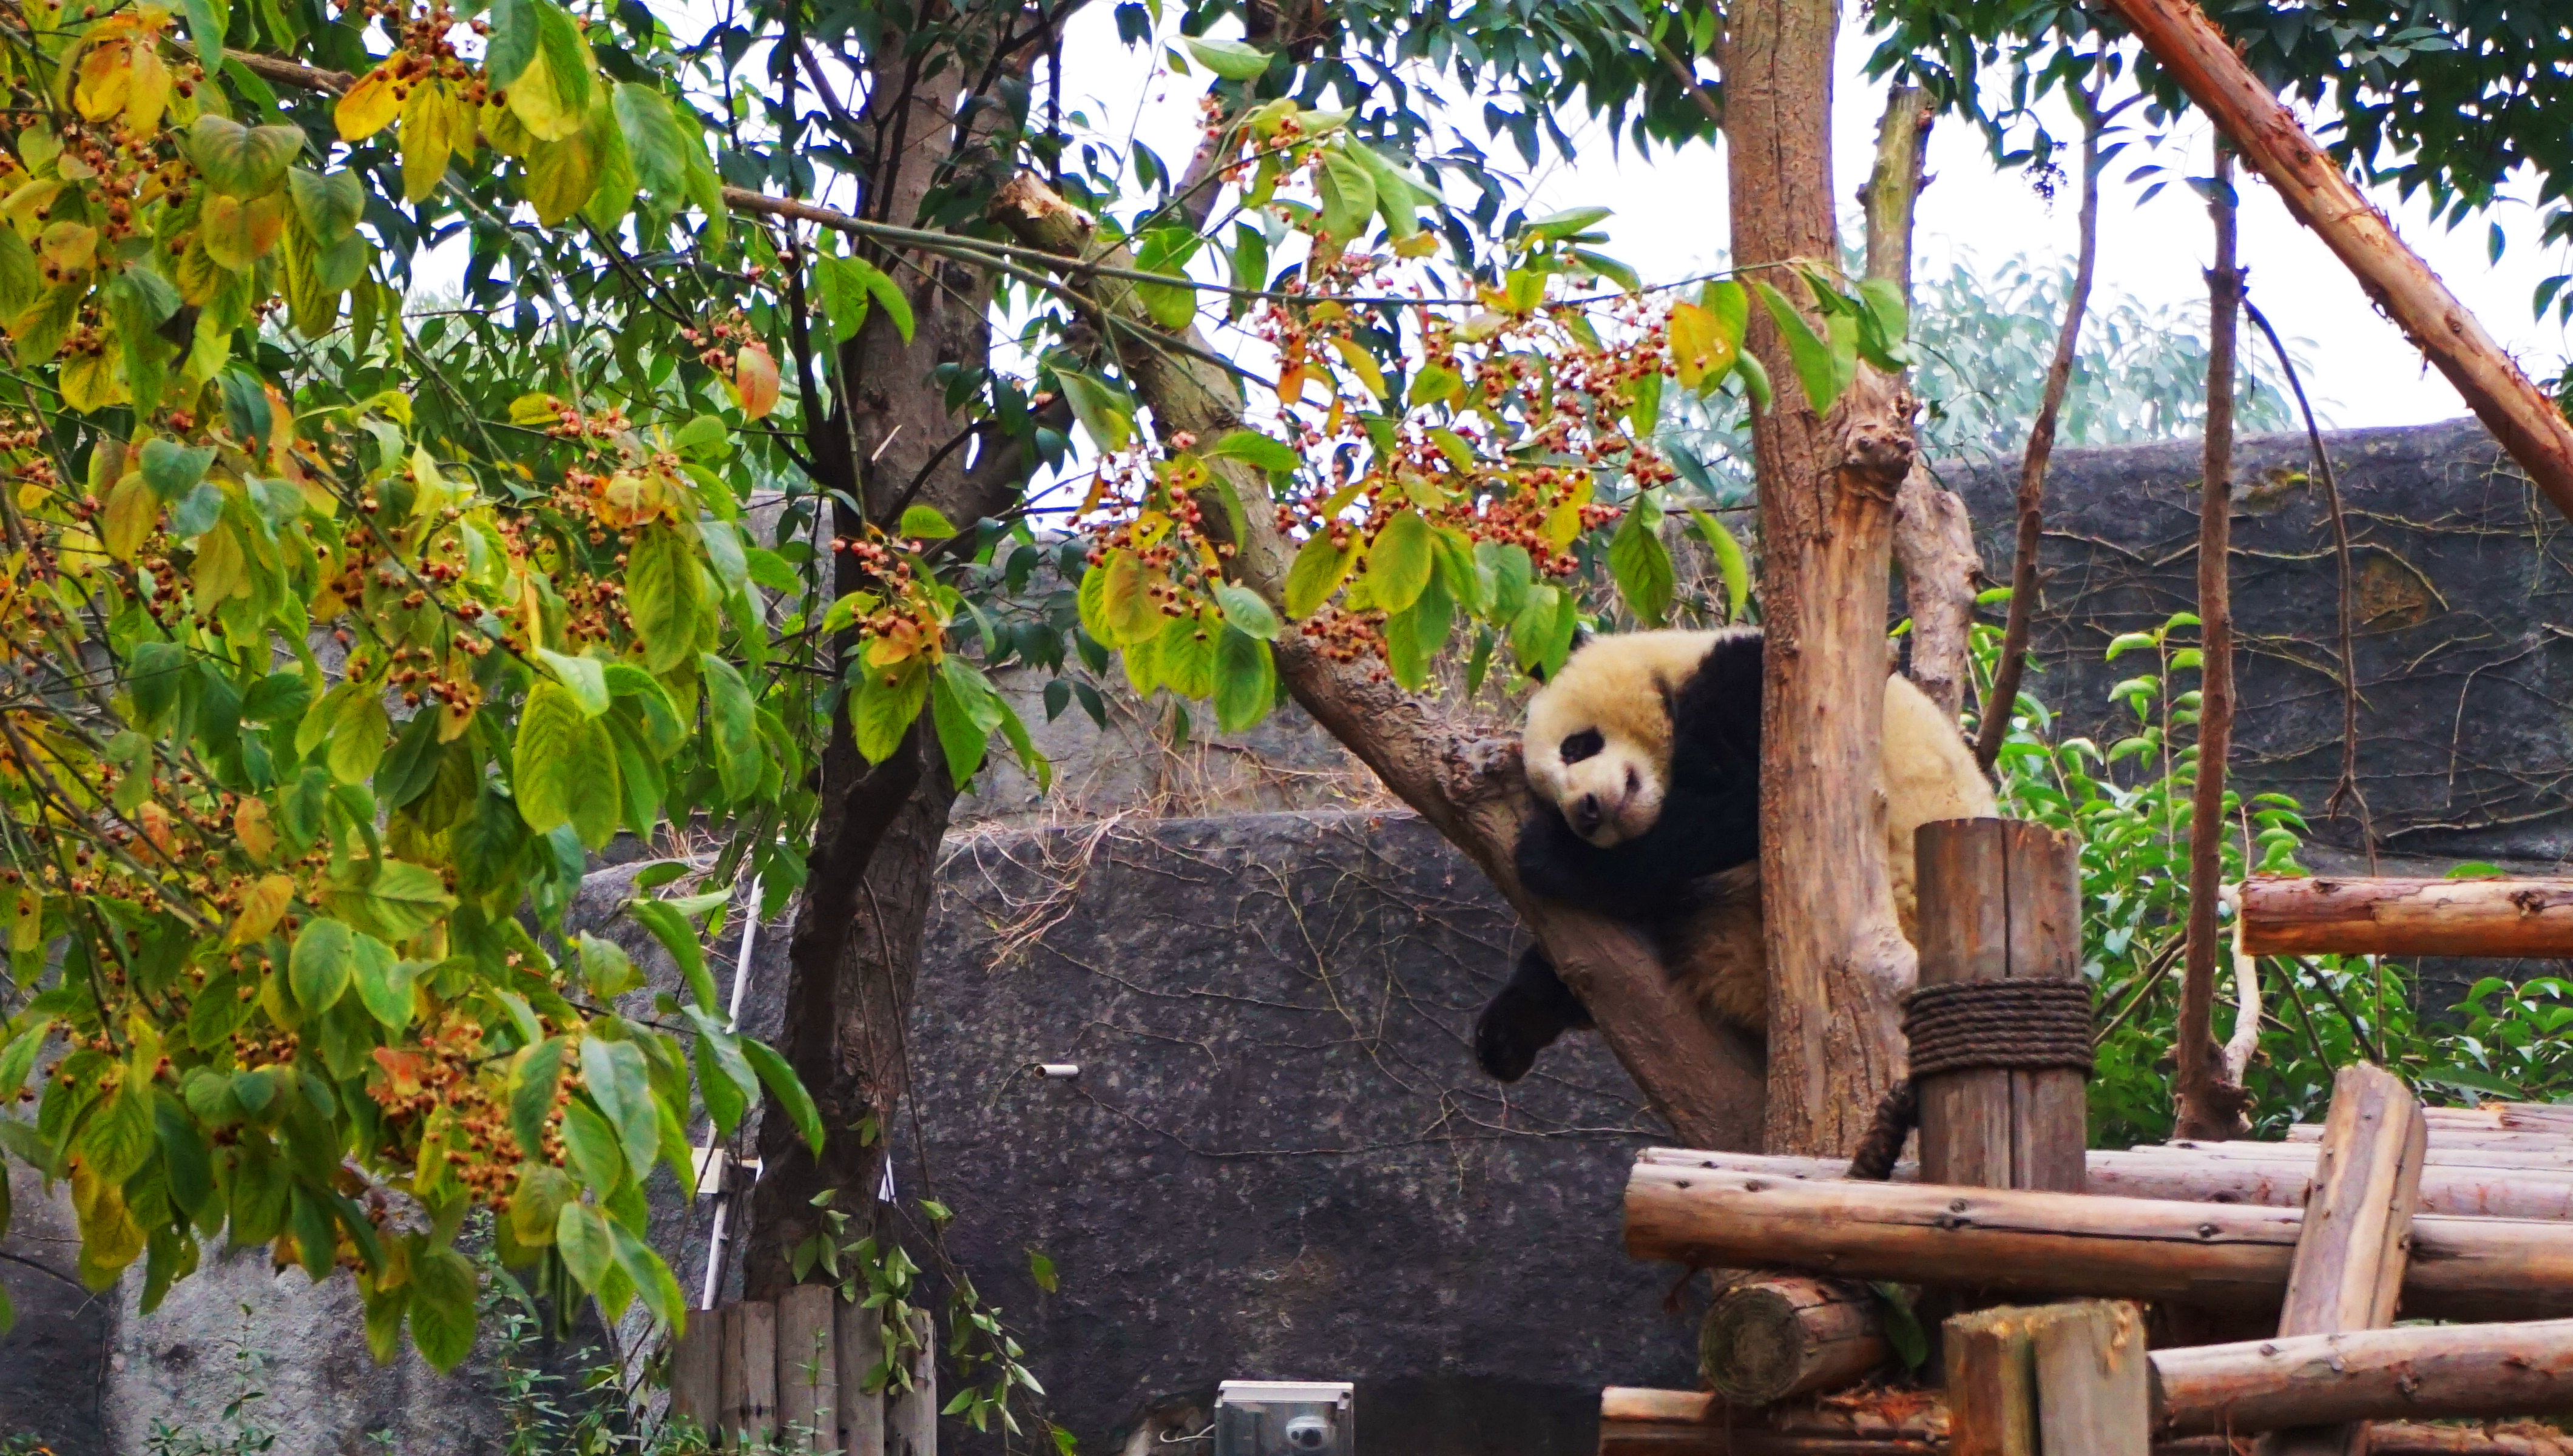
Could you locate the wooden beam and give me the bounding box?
[1623,1160,2573,1322]
[1700,1277,1889,1406]
[1636,1146,2573,1221]
[2151,1321,2573,1435]
[2239,877,2573,957]
[1600,1387,2573,1455]
[2268,1064,2428,1456]
[2093,0,2573,521]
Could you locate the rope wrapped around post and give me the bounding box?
[1850,982,2094,1178]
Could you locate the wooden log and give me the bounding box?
[2152,1320,2573,1434]
[1912,821,2087,1194]
[1599,1386,2573,1456]
[888,1307,936,1456]
[2029,1301,2149,1456]
[1636,1145,2573,1221]
[668,1313,721,1444]
[2151,1138,2573,1173]
[1623,1161,2573,1322]
[1942,1306,2035,1456]
[2239,878,2573,957]
[719,1299,778,1451]
[774,1285,837,1454]
[2290,1122,2573,1153]
[2092,0,2573,521]
[1700,1277,1889,1405]
[2268,1065,2428,1456]
[835,1293,887,1456]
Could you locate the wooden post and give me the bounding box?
[2266,1064,2428,1456]
[1699,1276,1890,1405]
[668,1314,720,1445]
[1944,1307,2037,1456]
[1913,820,2086,1193]
[720,1299,777,1451]
[776,1285,837,1453]
[836,1293,887,1456]
[2030,1301,2151,1456]
[888,1307,937,1456]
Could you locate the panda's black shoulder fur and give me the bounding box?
[1513,629,1765,924]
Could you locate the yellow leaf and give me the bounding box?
[73,41,132,123]
[123,46,170,133]
[505,49,586,144]
[39,220,96,274]
[735,342,779,420]
[135,800,174,854]
[336,67,401,141]
[1327,336,1387,400]
[227,873,293,946]
[2,178,62,231]
[235,797,277,861]
[59,350,121,413]
[4,885,38,952]
[191,521,248,605]
[401,79,458,203]
[521,127,598,226]
[101,471,155,561]
[200,192,283,271]
[1668,301,1736,393]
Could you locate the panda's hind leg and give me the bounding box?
[1473,943,1595,1082]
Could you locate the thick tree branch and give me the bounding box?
[989,172,1767,1151]
[2101,0,2573,521]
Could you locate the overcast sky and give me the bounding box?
[1052,7,2572,434]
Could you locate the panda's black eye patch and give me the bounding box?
[1560,729,1604,764]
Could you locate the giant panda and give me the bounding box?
[1472,626,1997,1082]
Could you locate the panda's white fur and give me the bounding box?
[1498,627,1993,1053]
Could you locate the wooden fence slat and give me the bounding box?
[837,1293,888,1456]
[2029,1301,2149,1456]
[889,1307,937,1456]
[668,1313,720,1444]
[776,1285,837,1453]
[720,1299,777,1451]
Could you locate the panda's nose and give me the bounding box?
[1570,794,1606,837]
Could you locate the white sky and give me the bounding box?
[1053,7,2573,432]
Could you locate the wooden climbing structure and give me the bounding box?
[665,1284,941,1455]
[1600,821,2573,1455]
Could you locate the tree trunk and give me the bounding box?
[1727,0,1916,1157]
[741,14,1049,1299]
[2176,147,2250,1144]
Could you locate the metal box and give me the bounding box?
[1213,1380,1355,1456]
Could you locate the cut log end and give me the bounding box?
[1700,1276,1890,1405]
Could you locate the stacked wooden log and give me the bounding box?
[1600,849,2573,1456]
[668,1287,939,1454]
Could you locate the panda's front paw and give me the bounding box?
[1473,1001,1549,1082]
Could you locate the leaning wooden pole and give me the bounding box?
[2097,0,2573,520]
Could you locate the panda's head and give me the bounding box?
[1521,629,1723,848]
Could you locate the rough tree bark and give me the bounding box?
[741,11,1061,1298]
[1727,0,1918,1157]
[1864,86,1982,725]
[2175,147,2251,1144]
[989,178,1771,1151]
[1974,87,2104,773]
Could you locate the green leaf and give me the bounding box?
[555,1199,614,1292]
[1733,351,1773,412]
[1751,278,1842,415]
[286,167,364,242]
[1683,507,1751,624]
[1055,371,1133,453]
[154,1091,213,1220]
[1316,147,1376,243]
[1202,430,1299,475]
[626,897,720,1011]
[349,933,419,1030]
[1182,35,1272,80]
[610,1217,687,1330]
[1608,495,1675,626]
[1213,582,1279,640]
[739,1036,822,1156]
[898,504,958,540]
[407,1245,479,1373]
[0,1020,52,1101]
[533,649,610,718]
[625,524,705,675]
[686,1012,754,1137]
[515,679,601,837]
[510,1162,575,1247]
[186,115,302,196]
[560,1097,624,1192]
[179,0,226,67]
[1283,533,1357,619]
[1526,206,1612,241]
[697,653,762,803]
[811,254,873,343]
[77,1077,156,1185]
[509,1038,565,1158]
[140,439,215,500]
[289,917,354,1016]
[323,860,456,942]
[851,659,930,765]
[931,658,1007,787]
[580,1036,658,1184]
[1361,511,1435,614]
[1086,548,1165,649]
